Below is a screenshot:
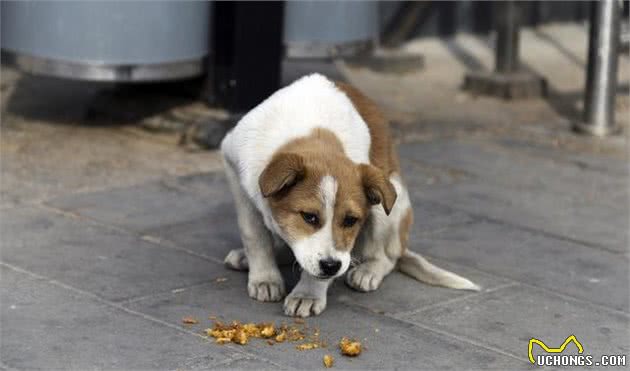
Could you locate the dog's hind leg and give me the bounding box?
[346,228,397,292]
[225,239,294,271]
[346,174,410,292]
[225,248,248,271]
[223,158,286,302]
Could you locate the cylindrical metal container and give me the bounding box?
[284,1,378,58]
[1,1,210,82]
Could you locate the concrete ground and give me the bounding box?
[1,24,629,370]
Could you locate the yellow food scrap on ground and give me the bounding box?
[339,338,362,357]
[296,342,320,351]
[233,329,248,345]
[182,316,199,324]
[323,354,334,368]
[204,316,337,368]
[275,331,287,342]
[215,277,228,283]
[242,323,261,337]
[286,327,305,341]
[205,320,310,347]
[260,324,275,338]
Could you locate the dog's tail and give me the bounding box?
[397,250,480,291]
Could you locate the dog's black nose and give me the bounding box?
[319,258,341,277]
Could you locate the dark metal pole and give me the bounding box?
[462,0,546,99]
[575,0,620,136]
[209,1,284,113]
[192,1,283,149]
[495,1,520,74]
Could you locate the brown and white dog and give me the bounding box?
[220,74,478,317]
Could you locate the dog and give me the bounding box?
[220,74,479,317]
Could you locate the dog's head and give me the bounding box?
[259,150,396,279]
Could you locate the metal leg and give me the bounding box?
[463,1,547,99]
[495,1,520,74]
[190,1,284,149]
[208,1,284,113]
[574,0,621,136]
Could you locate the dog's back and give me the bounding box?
[220,74,372,209]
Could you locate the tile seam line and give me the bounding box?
[35,202,225,265]
[416,196,627,255]
[391,314,530,365]
[418,253,630,318]
[28,202,630,316]
[329,300,528,366]
[0,261,263,363]
[457,136,627,176]
[391,282,520,318]
[116,278,223,305]
[0,360,20,371]
[1,260,526,367]
[31,171,621,255]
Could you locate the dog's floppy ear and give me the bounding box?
[259,153,305,198]
[360,164,397,215]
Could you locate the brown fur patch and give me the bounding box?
[262,128,369,250]
[259,153,304,198]
[334,82,400,175]
[359,164,397,215]
[398,208,413,254]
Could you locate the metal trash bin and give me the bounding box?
[1,0,211,82]
[284,1,378,58]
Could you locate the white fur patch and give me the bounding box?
[319,175,337,224]
[290,176,350,278]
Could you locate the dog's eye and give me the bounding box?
[342,215,358,228]
[301,212,319,226]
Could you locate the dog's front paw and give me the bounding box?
[248,276,285,302]
[346,266,384,292]
[283,294,326,317]
[224,249,249,271]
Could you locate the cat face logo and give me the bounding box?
[528,335,584,364]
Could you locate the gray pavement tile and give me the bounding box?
[332,257,512,315]
[124,270,522,370]
[0,266,238,370]
[204,357,284,370]
[49,180,219,234]
[494,138,629,178]
[144,201,241,262]
[416,220,629,312]
[399,158,474,187]
[399,140,629,251]
[164,172,231,198]
[397,285,630,362]
[49,173,240,261]
[178,353,283,371]
[406,199,475,237]
[412,180,628,254]
[399,140,627,203]
[0,207,220,302]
